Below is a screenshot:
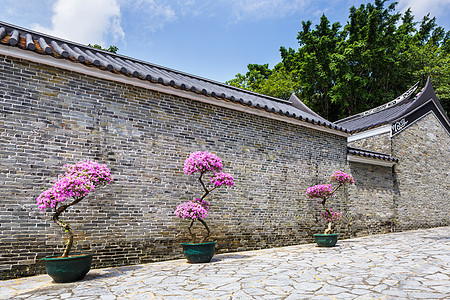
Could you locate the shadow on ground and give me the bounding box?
[211,253,252,262]
[83,265,144,281]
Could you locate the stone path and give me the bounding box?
[1,227,449,299]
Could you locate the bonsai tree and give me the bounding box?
[306,170,354,234]
[36,160,112,257]
[175,151,234,244]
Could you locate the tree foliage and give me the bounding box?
[87,43,119,54]
[226,0,449,121]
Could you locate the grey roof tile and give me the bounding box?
[0,27,6,40]
[50,40,68,57]
[25,33,35,50]
[9,29,19,45]
[336,79,450,134]
[0,21,349,133]
[347,147,398,162]
[38,37,53,54]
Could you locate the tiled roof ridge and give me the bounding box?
[336,81,419,125]
[336,77,449,134]
[408,77,449,122]
[347,147,398,162]
[0,20,291,106]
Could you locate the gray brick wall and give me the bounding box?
[349,131,391,155]
[346,132,397,235]
[392,113,450,229]
[1,56,348,279]
[346,163,397,235]
[1,55,448,280]
[346,113,450,234]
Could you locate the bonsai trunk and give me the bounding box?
[322,199,333,235]
[52,196,84,257]
[198,218,210,242]
[185,172,213,243]
[320,183,344,235]
[187,218,211,244]
[199,172,216,201]
[324,221,332,234]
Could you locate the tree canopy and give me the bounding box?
[87,44,119,54]
[226,0,449,121]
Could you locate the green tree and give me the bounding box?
[226,63,272,91]
[330,0,403,118]
[257,63,297,100]
[226,63,296,100]
[284,14,342,119]
[226,0,449,121]
[87,44,119,53]
[407,37,450,115]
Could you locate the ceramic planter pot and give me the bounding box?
[42,253,93,283]
[313,233,339,247]
[181,241,216,263]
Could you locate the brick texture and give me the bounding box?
[349,131,392,155]
[392,113,450,229]
[346,113,450,234]
[0,56,347,279]
[346,163,397,235]
[1,55,449,280]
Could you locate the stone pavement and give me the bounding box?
[1,227,449,300]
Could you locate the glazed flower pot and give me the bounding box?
[313,233,339,247]
[181,241,216,263]
[42,253,93,283]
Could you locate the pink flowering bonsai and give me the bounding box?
[175,151,234,244]
[306,171,354,234]
[36,160,112,257]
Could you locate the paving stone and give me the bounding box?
[316,284,349,294]
[405,291,449,299]
[215,282,242,292]
[371,284,388,293]
[334,292,361,299]
[291,282,322,292]
[1,227,449,300]
[348,288,371,295]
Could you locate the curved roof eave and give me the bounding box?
[336,78,449,135]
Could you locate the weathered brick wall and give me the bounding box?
[392,113,450,230]
[347,113,450,233]
[2,55,448,280]
[349,131,391,155]
[346,163,397,236]
[0,55,348,279]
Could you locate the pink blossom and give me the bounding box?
[306,184,334,199]
[306,170,354,232]
[321,208,343,222]
[36,160,112,211]
[210,172,234,187]
[183,151,223,175]
[193,198,210,210]
[330,170,355,185]
[177,151,234,242]
[175,199,208,220]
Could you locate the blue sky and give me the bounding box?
[1,0,449,83]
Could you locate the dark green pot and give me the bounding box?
[42,253,93,283]
[313,233,339,247]
[181,242,216,263]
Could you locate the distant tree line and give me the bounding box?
[226,0,449,121]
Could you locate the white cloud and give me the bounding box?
[397,0,450,21]
[32,0,124,46]
[227,0,309,21]
[124,0,177,32]
[176,0,213,18]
